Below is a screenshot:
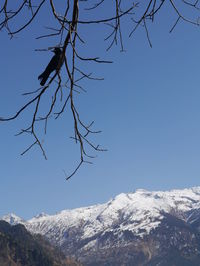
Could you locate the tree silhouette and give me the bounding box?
[0,0,199,178]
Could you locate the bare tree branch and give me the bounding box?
[1,0,200,178]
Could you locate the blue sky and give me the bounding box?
[1,1,200,219]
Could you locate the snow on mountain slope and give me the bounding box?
[2,213,25,225]
[2,187,200,246]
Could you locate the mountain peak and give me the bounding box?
[33,212,48,219]
[2,213,24,225]
[2,187,200,265]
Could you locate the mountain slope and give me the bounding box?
[2,187,200,265]
[0,220,81,266]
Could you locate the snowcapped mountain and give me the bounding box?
[2,213,25,225]
[2,187,200,265]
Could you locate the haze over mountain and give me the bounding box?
[2,187,200,265]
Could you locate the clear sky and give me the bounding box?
[1,1,200,219]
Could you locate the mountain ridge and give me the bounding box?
[2,186,200,265]
[0,220,81,266]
